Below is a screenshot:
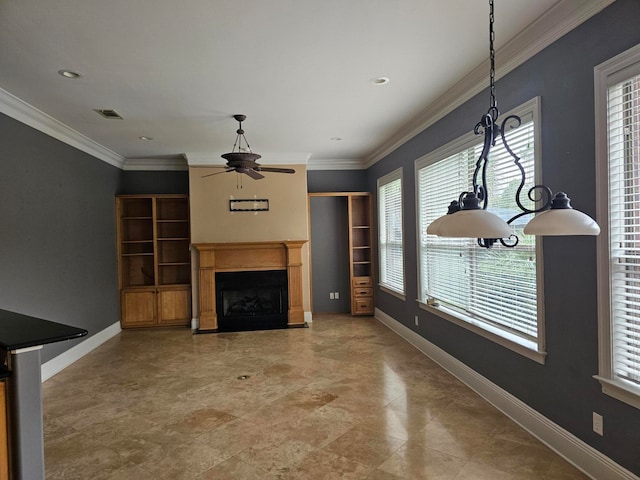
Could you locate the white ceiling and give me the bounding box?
[0,0,610,169]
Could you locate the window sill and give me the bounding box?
[418,301,546,364]
[379,285,406,301]
[593,375,640,410]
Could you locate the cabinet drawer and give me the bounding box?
[353,276,372,287]
[354,297,373,314]
[353,287,372,297]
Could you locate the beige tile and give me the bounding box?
[434,401,506,435]
[100,463,161,480]
[200,456,276,480]
[274,404,356,448]
[377,443,467,479]
[280,449,373,479]
[470,436,557,477]
[491,416,546,448]
[44,431,129,480]
[41,314,588,480]
[365,469,408,480]
[165,406,236,434]
[352,405,432,441]
[455,460,542,480]
[324,426,406,468]
[410,420,489,460]
[236,438,317,475]
[189,416,288,456]
[545,458,591,479]
[134,437,232,479]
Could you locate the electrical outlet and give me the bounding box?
[329,292,335,299]
[335,292,339,299]
[593,412,603,436]
[415,315,419,326]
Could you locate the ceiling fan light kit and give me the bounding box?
[426,0,599,248]
[201,114,296,181]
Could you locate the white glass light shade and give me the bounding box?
[523,209,600,236]
[437,210,512,238]
[426,215,448,235]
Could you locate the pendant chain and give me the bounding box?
[489,0,496,112]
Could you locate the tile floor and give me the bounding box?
[43,314,589,479]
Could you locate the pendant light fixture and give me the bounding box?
[427,0,600,248]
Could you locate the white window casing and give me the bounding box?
[378,168,406,298]
[415,97,546,363]
[595,44,640,410]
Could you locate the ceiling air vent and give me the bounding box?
[94,109,123,119]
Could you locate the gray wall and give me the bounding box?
[366,0,640,474]
[0,117,190,363]
[307,170,368,193]
[310,196,350,313]
[0,113,121,363]
[119,170,189,195]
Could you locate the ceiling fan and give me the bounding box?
[202,114,296,180]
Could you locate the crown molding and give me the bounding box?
[184,151,310,166]
[123,157,188,171]
[0,87,126,169]
[307,158,366,171]
[364,0,616,168]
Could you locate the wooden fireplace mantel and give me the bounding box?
[192,241,307,331]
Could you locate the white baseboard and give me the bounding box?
[41,321,121,382]
[375,308,639,480]
[304,311,313,323]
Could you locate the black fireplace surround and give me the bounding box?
[215,270,288,332]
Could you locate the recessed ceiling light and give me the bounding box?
[330,137,342,141]
[58,69,81,79]
[138,136,153,141]
[370,77,390,85]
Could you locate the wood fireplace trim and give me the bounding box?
[192,241,307,331]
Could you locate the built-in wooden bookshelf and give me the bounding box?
[348,194,374,315]
[116,195,191,328]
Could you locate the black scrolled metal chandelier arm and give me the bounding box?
[498,114,553,226]
[471,110,499,208]
[448,0,559,249]
[471,112,554,249]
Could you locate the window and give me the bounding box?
[378,168,405,297]
[416,98,544,362]
[595,45,640,409]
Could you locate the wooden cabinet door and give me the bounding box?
[0,381,9,480]
[121,289,156,327]
[157,287,191,326]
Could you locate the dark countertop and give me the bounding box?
[0,309,87,351]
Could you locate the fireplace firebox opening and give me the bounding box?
[215,270,288,332]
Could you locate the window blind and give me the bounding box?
[608,73,640,387]
[418,117,538,342]
[378,171,405,294]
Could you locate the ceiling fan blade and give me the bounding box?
[243,169,265,180]
[255,167,296,174]
[201,168,234,178]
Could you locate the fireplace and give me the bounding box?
[193,241,307,331]
[216,270,288,331]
